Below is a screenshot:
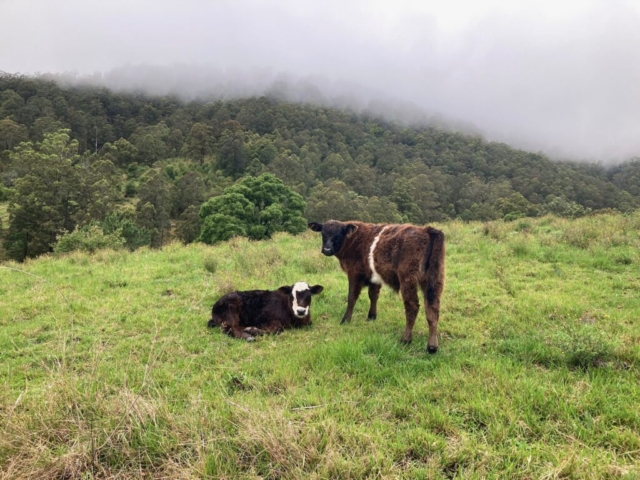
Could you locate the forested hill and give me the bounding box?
[1,73,639,262]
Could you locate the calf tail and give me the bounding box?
[423,227,446,304]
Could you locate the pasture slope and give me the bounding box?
[1,214,639,479]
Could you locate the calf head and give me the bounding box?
[278,282,324,318]
[308,220,357,256]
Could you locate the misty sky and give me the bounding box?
[1,0,640,162]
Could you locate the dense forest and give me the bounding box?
[1,72,639,262]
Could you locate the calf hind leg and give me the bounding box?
[213,307,256,341]
[423,282,443,354]
[400,282,420,344]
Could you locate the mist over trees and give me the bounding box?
[1,73,639,262]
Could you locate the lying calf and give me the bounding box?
[208,282,324,341]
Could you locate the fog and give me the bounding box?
[1,0,640,162]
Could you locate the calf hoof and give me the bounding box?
[427,345,438,354]
[340,318,351,325]
[367,314,377,321]
[400,337,412,345]
[245,336,256,342]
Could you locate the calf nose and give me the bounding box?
[297,308,307,316]
[322,247,333,255]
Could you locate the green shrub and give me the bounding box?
[102,212,151,251]
[55,225,125,254]
[198,173,306,245]
[203,255,218,274]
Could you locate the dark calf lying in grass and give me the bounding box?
[308,220,445,353]
[208,282,324,341]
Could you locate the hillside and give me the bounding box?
[1,214,639,478]
[1,73,640,262]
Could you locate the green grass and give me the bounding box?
[1,213,640,479]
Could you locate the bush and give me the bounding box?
[55,225,125,254]
[102,212,151,251]
[199,214,247,245]
[198,173,306,245]
[203,255,218,274]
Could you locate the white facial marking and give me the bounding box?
[291,281,310,318]
[369,226,389,286]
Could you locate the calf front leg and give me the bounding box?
[230,326,257,342]
[341,277,363,324]
[400,282,420,344]
[244,321,285,337]
[367,283,381,321]
[243,326,267,336]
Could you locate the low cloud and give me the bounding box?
[2,0,639,161]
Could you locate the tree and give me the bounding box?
[0,89,25,118]
[305,180,367,222]
[75,159,122,225]
[267,153,310,192]
[543,195,591,218]
[198,173,306,244]
[182,122,213,164]
[4,131,83,260]
[30,117,65,142]
[391,174,442,224]
[130,123,171,165]
[217,128,247,177]
[363,196,403,223]
[136,171,173,247]
[317,153,346,180]
[112,138,138,166]
[496,192,541,220]
[176,205,201,244]
[173,171,206,217]
[0,119,28,151]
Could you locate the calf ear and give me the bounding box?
[310,284,324,295]
[278,285,293,295]
[345,224,358,235]
[308,222,323,232]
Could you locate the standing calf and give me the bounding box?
[308,220,445,353]
[208,282,324,341]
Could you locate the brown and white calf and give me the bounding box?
[308,220,445,353]
[207,282,324,341]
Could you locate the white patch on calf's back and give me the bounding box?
[292,281,310,317]
[369,226,389,285]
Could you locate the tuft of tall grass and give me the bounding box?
[202,255,218,274]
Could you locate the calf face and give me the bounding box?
[308,221,357,256]
[279,282,324,318]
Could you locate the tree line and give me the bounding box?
[0,73,638,261]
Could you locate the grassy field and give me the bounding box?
[1,214,640,479]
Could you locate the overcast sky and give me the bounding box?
[1,0,640,162]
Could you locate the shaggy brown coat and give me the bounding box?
[308,220,445,353]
